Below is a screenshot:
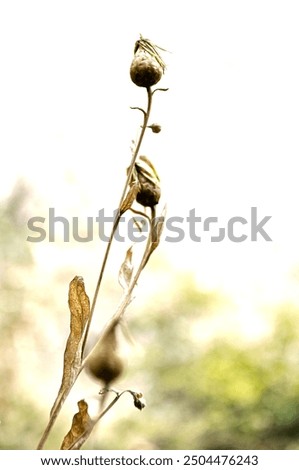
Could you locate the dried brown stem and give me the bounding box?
[80,211,157,373]
[37,75,166,449]
[82,87,153,356]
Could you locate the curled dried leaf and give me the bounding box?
[50,276,90,417]
[151,206,166,249]
[136,156,160,186]
[118,246,134,290]
[60,400,92,450]
[143,205,166,268]
[120,178,140,214]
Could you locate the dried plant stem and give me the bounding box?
[80,215,154,373]
[37,414,57,450]
[82,87,153,355]
[51,218,156,451]
[37,88,155,451]
[37,35,169,451]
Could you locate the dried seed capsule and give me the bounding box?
[86,324,123,385]
[130,37,166,88]
[132,392,146,410]
[135,156,161,208]
[148,123,162,134]
[136,179,161,207]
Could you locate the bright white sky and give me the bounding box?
[1,0,299,338]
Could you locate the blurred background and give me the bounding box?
[1,0,299,449]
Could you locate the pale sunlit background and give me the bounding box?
[1,0,299,450]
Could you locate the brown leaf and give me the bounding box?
[120,177,140,214]
[60,400,92,450]
[151,205,166,250]
[135,155,160,185]
[118,246,134,290]
[50,276,90,418]
[143,205,166,267]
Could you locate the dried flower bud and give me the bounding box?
[136,181,161,208]
[148,123,162,134]
[130,36,166,88]
[135,156,161,208]
[133,396,146,410]
[131,391,146,410]
[86,323,123,385]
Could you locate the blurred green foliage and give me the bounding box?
[94,292,299,450]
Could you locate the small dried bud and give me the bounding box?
[132,392,146,410]
[133,396,146,410]
[148,123,162,134]
[130,36,166,88]
[135,156,161,208]
[86,323,123,385]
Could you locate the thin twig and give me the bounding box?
[80,214,156,373]
[82,87,153,355]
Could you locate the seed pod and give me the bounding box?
[135,156,161,208]
[136,179,161,207]
[132,392,146,410]
[148,123,162,134]
[130,37,166,88]
[86,323,123,385]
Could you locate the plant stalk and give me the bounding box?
[82,87,153,355]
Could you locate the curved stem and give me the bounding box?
[82,87,153,355]
[80,212,156,373]
[152,87,169,95]
[37,88,155,450]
